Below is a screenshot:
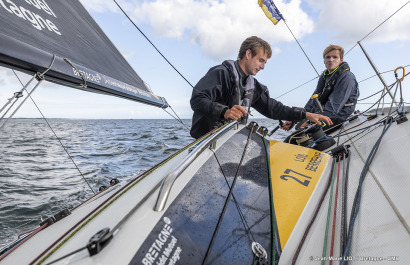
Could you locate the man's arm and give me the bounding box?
[190,67,232,120]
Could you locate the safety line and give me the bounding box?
[202,123,257,265]
[211,149,256,244]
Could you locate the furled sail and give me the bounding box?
[0,0,168,108]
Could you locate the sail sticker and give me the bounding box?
[142,217,182,265]
[0,0,61,35]
[269,140,330,248]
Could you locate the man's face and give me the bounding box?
[324,49,343,72]
[244,49,268,76]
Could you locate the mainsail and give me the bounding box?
[0,0,168,108]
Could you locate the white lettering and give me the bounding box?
[46,19,61,35]
[25,0,56,17]
[143,218,182,265]
[25,0,40,9]
[20,6,41,30]
[7,0,23,18]
[0,0,60,35]
[168,247,182,265]
[39,0,55,17]
[0,0,13,13]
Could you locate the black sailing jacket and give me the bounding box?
[190,60,306,139]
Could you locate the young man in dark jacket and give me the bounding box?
[282,45,359,131]
[190,36,332,139]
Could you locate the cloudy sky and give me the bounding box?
[1,0,410,119]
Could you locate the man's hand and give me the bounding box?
[306,112,332,126]
[281,121,294,131]
[224,105,247,120]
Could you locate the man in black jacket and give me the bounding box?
[189,36,332,139]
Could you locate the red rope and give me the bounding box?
[291,158,336,265]
[0,223,48,262]
[329,154,341,264]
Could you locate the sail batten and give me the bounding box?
[0,0,167,108]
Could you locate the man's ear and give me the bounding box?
[246,49,252,59]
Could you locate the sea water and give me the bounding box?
[0,118,283,248]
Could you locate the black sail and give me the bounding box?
[0,0,168,107]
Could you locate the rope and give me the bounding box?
[63,58,87,88]
[261,130,277,265]
[341,82,399,263]
[211,149,256,244]
[202,122,257,265]
[32,127,219,264]
[291,158,335,265]
[0,223,48,262]
[10,69,96,195]
[340,151,351,257]
[341,119,393,264]
[329,154,341,265]
[321,159,337,265]
[112,0,194,88]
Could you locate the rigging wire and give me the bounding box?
[282,20,319,76]
[11,69,96,195]
[344,0,410,57]
[113,0,194,89]
[358,64,410,84]
[162,105,191,131]
[275,1,410,100]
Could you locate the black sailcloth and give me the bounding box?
[0,0,167,107]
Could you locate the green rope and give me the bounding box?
[261,132,276,265]
[321,158,337,265]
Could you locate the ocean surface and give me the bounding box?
[0,118,286,249]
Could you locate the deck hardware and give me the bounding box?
[252,242,267,259]
[87,228,113,256]
[209,139,217,150]
[110,178,120,185]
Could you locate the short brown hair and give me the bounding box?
[238,36,272,60]
[323,45,344,59]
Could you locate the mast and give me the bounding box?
[358,41,399,109]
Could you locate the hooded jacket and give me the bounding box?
[190,60,306,139]
[304,62,359,124]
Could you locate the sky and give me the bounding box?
[1,0,410,120]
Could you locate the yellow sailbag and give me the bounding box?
[269,140,330,248]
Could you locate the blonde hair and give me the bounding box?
[323,45,344,59]
[238,36,272,60]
